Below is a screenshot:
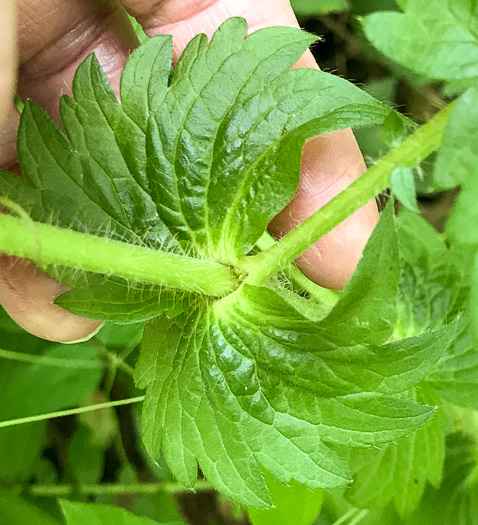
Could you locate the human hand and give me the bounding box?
[0,0,378,342]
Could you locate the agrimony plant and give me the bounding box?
[0,16,463,509]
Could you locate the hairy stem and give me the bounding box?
[28,480,212,497]
[256,232,340,306]
[243,102,455,285]
[0,214,238,296]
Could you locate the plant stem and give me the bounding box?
[331,509,360,525]
[28,480,212,497]
[256,232,340,306]
[285,263,340,306]
[0,348,101,369]
[0,396,144,429]
[0,214,238,297]
[242,102,455,285]
[349,510,369,525]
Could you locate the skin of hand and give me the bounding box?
[0,0,378,342]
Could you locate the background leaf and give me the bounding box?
[247,472,323,525]
[363,0,478,81]
[60,500,183,525]
[346,388,449,517]
[291,0,349,16]
[391,168,419,213]
[0,492,60,525]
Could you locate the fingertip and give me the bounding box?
[0,256,102,343]
[293,200,379,290]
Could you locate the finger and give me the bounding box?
[0,106,19,171]
[0,256,101,343]
[121,0,378,290]
[17,0,136,117]
[0,0,17,127]
[0,0,137,342]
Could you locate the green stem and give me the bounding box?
[0,396,144,429]
[332,509,360,525]
[0,348,101,369]
[28,480,212,497]
[0,214,238,297]
[242,102,455,285]
[285,264,340,306]
[256,232,340,306]
[349,510,369,525]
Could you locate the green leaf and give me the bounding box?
[0,19,440,509]
[131,493,183,524]
[291,0,349,16]
[247,471,323,525]
[0,305,25,334]
[120,35,171,133]
[134,203,451,506]
[0,492,60,525]
[60,500,182,525]
[391,168,419,213]
[426,320,478,410]
[0,313,52,482]
[137,280,448,506]
[2,18,398,323]
[401,434,478,525]
[56,276,191,324]
[96,322,145,348]
[363,0,478,80]
[128,15,149,44]
[144,18,395,262]
[435,86,478,189]
[67,426,104,484]
[396,209,448,266]
[381,111,407,147]
[395,210,465,338]
[318,204,400,345]
[439,87,478,246]
[443,76,478,96]
[58,54,172,249]
[346,387,449,517]
[395,212,477,415]
[0,102,145,245]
